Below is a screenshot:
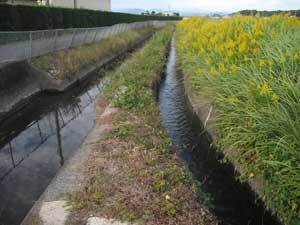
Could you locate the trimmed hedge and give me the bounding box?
[0,4,181,31]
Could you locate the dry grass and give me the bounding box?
[68,111,217,225]
[32,28,156,80]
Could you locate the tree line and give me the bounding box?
[237,9,300,17]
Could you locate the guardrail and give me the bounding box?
[0,20,174,64]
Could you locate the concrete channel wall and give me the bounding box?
[0,20,175,64]
[0,24,169,123]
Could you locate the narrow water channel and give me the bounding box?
[159,40,281,225]
[0,65,114,225]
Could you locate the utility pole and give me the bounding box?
[74,0,77,9]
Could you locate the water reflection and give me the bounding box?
[0,75,110,225]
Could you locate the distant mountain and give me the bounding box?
[181,10,229,17]
[113,8,229,17]
[234,9,300,17]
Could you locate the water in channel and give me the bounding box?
[159,40,281,225]
[0,66,113,225]
[0,38,282,225]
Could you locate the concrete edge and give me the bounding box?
[183,73,281,219]
[20,101,118,225]
[19,31,157,225]
[0,30,155,124]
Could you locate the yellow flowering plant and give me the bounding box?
[176,14,300,225]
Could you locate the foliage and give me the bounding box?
[0,4,181,31]
[176,15,300,225]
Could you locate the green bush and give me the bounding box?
[0,4,181,31]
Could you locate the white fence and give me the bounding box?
[0,20,174,64]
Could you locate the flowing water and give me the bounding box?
[159,40,281,225]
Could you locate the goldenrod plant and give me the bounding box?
[176,15,300,225]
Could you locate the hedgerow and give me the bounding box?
[0,4,181,31]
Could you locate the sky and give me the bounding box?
[112,0,300,13]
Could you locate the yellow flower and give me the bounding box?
[230,64,239,73]
[227,50,234,57]
[244,56,250,62]
[272,94,280,102]
[219,63,227,73]
[254,27,264,36]
[280,55,286,63]
[239,42,248,53]
[205,58,211,65]
[260,84,273,95]
[225,40,235,49]
[258,59,266,67]
[199,47,206,54]
[196,69,204,76]
[228,97,239,105]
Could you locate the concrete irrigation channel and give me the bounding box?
[158,39,281,225]
[0,34,282,225]
[0,33,153,225]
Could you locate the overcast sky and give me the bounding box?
[112,0,300,12]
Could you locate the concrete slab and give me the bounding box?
[87,217,132,225]
[40,201,70,225]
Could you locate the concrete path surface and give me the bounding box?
[40,201,70,225]
[87,217,132,225]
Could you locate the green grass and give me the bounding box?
[68,26,218,225]
[32,27,156,80]
[177,17,300,225]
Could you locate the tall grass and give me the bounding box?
[176,15,300,225]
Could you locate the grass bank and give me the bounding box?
[176,16,300,225]
[67,26,218,225]
[32,27,156,80]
